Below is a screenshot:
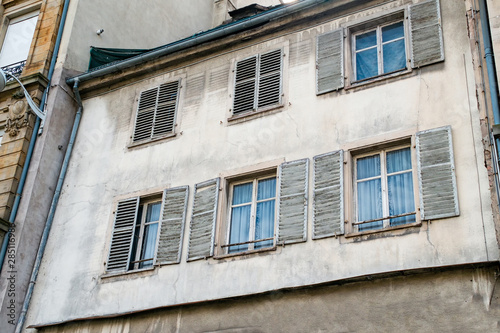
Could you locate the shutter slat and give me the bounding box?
[156,186,189,265]
[416,126,459,220]
[277,159,308,244]
[316,29,344,94]
[187,179,219,261]
[107,197,139,271]
[409,0,444,68]
[313,150,344,239]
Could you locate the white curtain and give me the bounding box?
[387,148,415,226]
[140,202,161,268]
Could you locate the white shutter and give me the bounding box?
[258,49,282,109]
[277,159,309,244]
[187,178,219,261]
[106,197,139,272]
[233,56,257,114]
[316,29,344,94]
[153,80,180,137]
[416,126,459,220]
[133,87,158,141]
[409,0,444,68]
[155,186,189,265]
[313,150,344,239]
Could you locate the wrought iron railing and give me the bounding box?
[1,60,26,81]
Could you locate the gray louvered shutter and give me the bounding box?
[107,197,139,272]
[187,178,219,261]
[258,49,282,109]
[313,150,344,239]
[316,29,344,94]
[153,81,180,138]
[155,186,189,265]
[233,56,257,114]
[133,87,158,141]
[416,126,459,220]
[409,0,444,68]
[277,159,309,244]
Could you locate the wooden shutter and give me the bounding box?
[313,150,344,239]
[155,186,189,265]
[233,56,257,114]
[277,159,309,244]
[187,178,219,261]
[133,87,158,141]
[409,0,444,68]
[416,126,459,220]
[258,49,282,109]
[316,29,344,94]
[106,197,139,272]
[153,81,180,138]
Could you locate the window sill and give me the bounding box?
[227,104,283,125]
[214,246,277,260]
[127,132,177,149]
[345,221,422,239]
[100,266,156,281]
[345,68,413,91]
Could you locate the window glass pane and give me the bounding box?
[356,30,377,50]
[139,222,158,268]
[383,39,406,73]
[232,182,253,205]
[382,21,404,42]
[229,205,251,253]
[357,154,381,179]
[145,202,161,222]
[257,177,276,200]
[255,200,275,249]
[356,48,378,80]
[388,172,415,226]
[386,147,412,173]
[0,15,37,67]
[357,178,383,230]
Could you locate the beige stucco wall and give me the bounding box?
[23,0,500,329]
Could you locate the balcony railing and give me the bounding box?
[1,60,26,81]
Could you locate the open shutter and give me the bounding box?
[133,87,158,141]
[313,150,344,239]
[106,197,139,272]
[187,178,219,261]
[416,126,459,220]
[409,0,444,68]
[277,159,309,244]
[233,56,257,114]
[316,29,344,94]
[153,80,180,138]
[155,186,189,265]
[258,49,282,109]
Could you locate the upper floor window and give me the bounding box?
[132,80,180,143]
[233,49,283,115]
[0,11,38,71]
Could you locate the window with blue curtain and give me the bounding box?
[228,176,276,253]
[354,21,406,81]
[356,147,415,232]
[130,201,161,269]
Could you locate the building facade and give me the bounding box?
[17,0,500,332]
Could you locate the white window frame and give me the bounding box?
[0,10,39,68]
[352,144,418,233]
[222,173,278,255]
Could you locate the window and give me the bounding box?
[224,175,277,254]
[129,200,161,269]
[352,20,406,82]
[0,11,38,70]
[233,49,282,115]
[354,146,416,232]
[132,80,180,143]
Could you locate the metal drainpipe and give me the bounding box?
[15,79,82,332]
[0,0,72,274]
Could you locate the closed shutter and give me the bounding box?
[316,29,344,94]
[155,186,189,265]
[409,0,444,68]
[133,88,157,141]
[277,159,309,244]
[258,49,282,109]
[313,150,344,239]
[416,126,459,220]
[107,197,139,272]
[233,56,257,114]
[187,178,219,261]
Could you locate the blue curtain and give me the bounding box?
[355,30,378,80]
[255,178,276,249]
[387,148,415,226]
[357,155,383,231]
[382,22,406,73]
[140,202,161,268]
[229,182,253,253]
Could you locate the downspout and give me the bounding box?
[15,78,82,333]
[0,0,71,273]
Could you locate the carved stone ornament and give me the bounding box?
[6,99,29,137]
